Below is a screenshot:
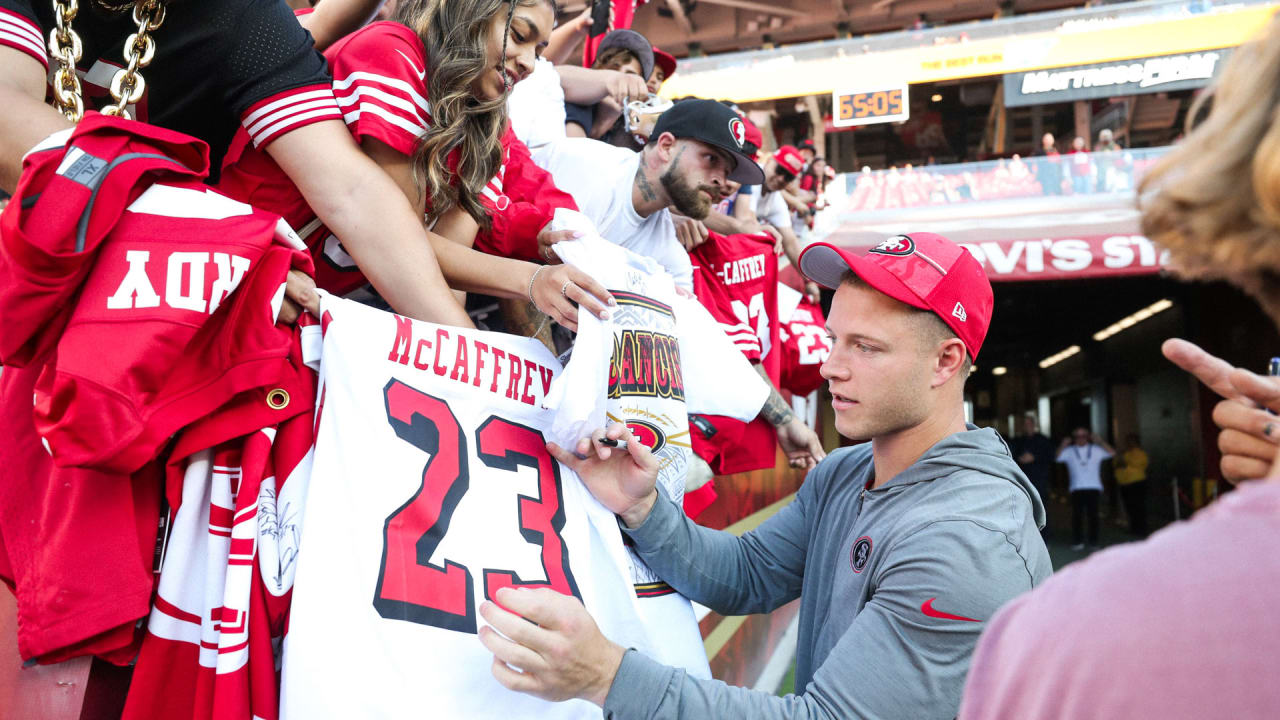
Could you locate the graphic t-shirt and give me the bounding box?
[281,294,652,719]
[546,229,765,676]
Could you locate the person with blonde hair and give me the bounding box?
[958,19,1280,718]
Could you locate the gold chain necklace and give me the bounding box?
[47,0,167,123]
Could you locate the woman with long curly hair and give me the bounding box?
[219,0,613,331]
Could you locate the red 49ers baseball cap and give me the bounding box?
[798,233,993,359]
[773,145,805,178]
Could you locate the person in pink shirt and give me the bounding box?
[959,19,1280,719]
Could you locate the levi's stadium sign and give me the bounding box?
[1004,50,1231,107]
[958,235,1168,282]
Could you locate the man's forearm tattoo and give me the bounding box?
[761,388,795,427]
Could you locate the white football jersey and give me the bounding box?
[282,295,650,719]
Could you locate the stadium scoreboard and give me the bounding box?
[831,85,909,127]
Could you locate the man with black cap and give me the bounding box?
[544,97,764,290]
[545,97,824,472]
[477,232,1052,720]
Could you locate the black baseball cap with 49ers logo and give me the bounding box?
[651,98,765,185]
[798,233,994,359]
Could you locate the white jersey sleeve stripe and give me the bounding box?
[243,88,337,129]
[251,106,344,148]
[246,96,343,139]
[335,85,428,123]
[0,11,47,68]
[242,85,342,147]
[341,105,428,141]
[332,71,431,116]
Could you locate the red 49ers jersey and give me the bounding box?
[217,21,560,300]
[280,294,652,719]
[218,21,441,297]
[780,296,832,397]
[690,232,781,474]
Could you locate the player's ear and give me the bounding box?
[933,338,968,388]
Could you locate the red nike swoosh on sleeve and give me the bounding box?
[921,598,981,622]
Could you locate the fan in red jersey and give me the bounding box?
[690,231,787,474]
[218,0,612,332]
[780,295,833,398]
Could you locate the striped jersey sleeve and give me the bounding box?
[241,84,343,148]
[326,22,432,157]
[0,4,47,70]
[224,0,338,149]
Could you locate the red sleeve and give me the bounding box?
[475,129,579,263]
[800,174,815,192]
[325,22,432,157]
[0,6,48,70]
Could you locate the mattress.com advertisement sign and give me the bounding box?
[1004,49,1232,107]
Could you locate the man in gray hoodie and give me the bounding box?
[478,232,1052,719]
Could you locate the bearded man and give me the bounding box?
[541,98,762,289]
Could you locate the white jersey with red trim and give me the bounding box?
[280,294,651,719]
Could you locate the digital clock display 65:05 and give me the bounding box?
[831,86,910,127]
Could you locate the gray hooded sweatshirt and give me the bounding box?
[603,426,1052,720]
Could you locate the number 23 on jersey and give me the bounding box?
[373,379,582,634]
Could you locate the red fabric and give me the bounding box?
[33,215,308,475]
[779,298,831,396]
[0,362,160,664]
[474,129,579,263]
[682,481,718,521]
[689,232,781,474]
[124,336,317,720]
[582,1,646,68]
[0,112,210,367]
[0,114,308,667]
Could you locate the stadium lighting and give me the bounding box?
[992,366,1008,376]
[1039,345,1081,369]
[1092,299,1174,342]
